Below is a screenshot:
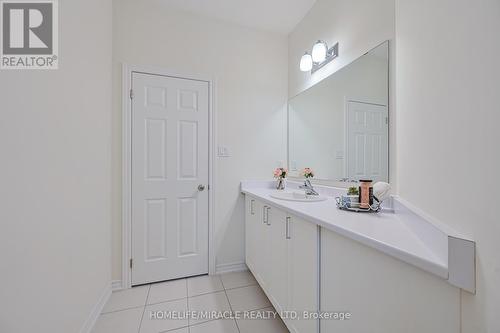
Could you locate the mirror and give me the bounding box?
[288,41,389,184]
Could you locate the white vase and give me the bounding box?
[276,178,286,190]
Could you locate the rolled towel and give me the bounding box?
[373,182,391,202]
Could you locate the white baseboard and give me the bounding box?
[215,262,248,274]
[111,280,123,291]
[79,282,111,333]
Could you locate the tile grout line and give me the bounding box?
[219,274,226,290]
[155,279,189,333]
[221,273,281,331]
[187,276,229,328]
[147,295,189,307]
[224,282,274,312]
[101,304,146,315]
[158,325,189,333]
[223,282,258,292]
[103,285,201,314]
[221,275,241,333]
[219,271,257,291]
[188,288,225,298]
[186,278,191,332]
[137,284,152,333]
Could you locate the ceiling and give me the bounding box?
[154,0,317,34]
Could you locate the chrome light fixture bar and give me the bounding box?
[300,41,339,73]
[312,42,339,73]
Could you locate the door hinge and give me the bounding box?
[385,117,389,125]
[129,89,134,100]
[129,258,133,269]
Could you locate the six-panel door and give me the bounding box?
[131,72,209,285]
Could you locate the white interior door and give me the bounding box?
[347,101,388,182]
[131,72,209,285]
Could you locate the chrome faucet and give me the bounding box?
[299,179,319,196]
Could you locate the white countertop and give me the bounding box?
[241,180,458,282]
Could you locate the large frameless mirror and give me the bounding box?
[288,41,389,184]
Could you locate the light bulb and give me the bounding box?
[312,40,328,63]
[299,52,313,72]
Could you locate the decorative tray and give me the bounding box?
[335,196,381,213]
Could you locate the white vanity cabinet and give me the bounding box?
[242,182,471,333]
[245,196,319,333]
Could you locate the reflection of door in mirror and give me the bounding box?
[346,101,388,182]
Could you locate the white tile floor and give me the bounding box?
[92,270,289,333]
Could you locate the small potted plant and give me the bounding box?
[273,167,288,190]
[346,186,360,207]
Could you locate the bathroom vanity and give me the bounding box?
[242,180,475,333]
[243,40,475,333]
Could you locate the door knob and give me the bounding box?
[198,184,205,191]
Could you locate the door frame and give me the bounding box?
[121,63,217,289]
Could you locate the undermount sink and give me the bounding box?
[269,190,327,202]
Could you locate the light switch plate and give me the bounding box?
[217,145,231,157]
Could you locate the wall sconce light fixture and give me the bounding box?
[300,40,339,73]
[299,52,313,72]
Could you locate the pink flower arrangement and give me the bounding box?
[302,167,314,178]
[273,167,288,179]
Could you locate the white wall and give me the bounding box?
[0,0,113,332]
[112,0,288,279]
[395,0,500,331]
[288,0,396,187]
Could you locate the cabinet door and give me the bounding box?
[251,199,267,286]
[286,214,319,333]
[267,207,288,313]
[320,228,459,333]
[244,196,257,271]
[258,203,274,292]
